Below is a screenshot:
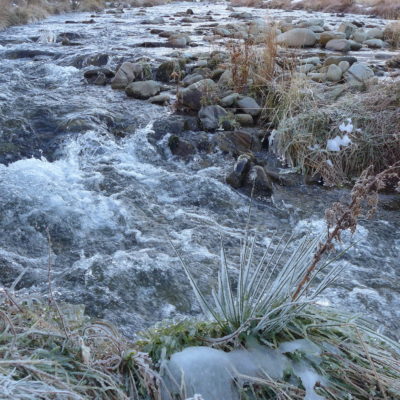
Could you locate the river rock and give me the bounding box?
[324,56,357,67]
[168,35,189,48]
[338,22,356,39]
[168,136,195,158]
[156,61,181,82]
[338,60,350,73]
[142,17,165,24]
[248,166,273,196]
[276,28,317,48]
[348,40,362,51]
[198,105,228,131]
[125,80,161,99]
[111,62,143,89]
[352,29,367,43]
[182,73,204,87]
[226,154,252,189]
[326,64,342,82]
[345,62,374,84]
[235,114,254,127]
[235,96,261,117]
[218,69,233,88]
[364,39,384,49]
[149,94,170,105]
[366,28,384,39]
[216,130,261,156]
[179,79,217,110]
[325,39,351,52]
[220,93,240,107]
[84,68,114,84]
[319,32,345,46]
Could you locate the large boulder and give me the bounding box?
[179,79,217,110]
[276,28,317,48]
[125,80,161,99]
[111,62,145,89]
[325,39,351,52]
[198,105,228,131]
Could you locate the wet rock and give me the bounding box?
[111,62,148,89]
[168,136,195,158]
[149,94,170,105]
[198,105,228,131]
[276,28,317,48]
[179,79,217,110]
[345,62,374,84]
[156,61,181,82]
[325,39,351,52]
[71,53,109,68]
[125,80,161,99]
[151,115,199,142]
[364,39,384,49]
[84,68,115,84]
[235,114,254,127]
[247,166,273,196]
[186,8,194,15]
[235,96,261,117]
[4,49,56,59]
[226,154,252,189]
[230,12,253,20]
[319,32,346,46]
[216,130,261,156]
[326,64,342,82]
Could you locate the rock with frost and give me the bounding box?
[235,96,261,117]
[366,27,384,39]
[319,31,345,46]
[276,28,317,48]
[364,39,384,49]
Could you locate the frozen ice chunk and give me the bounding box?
[293,360,326,400]
[326,134,352,151]
[339,118,353,134]
[161,347,239,400]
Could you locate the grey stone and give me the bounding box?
[366,28,384,40]
[111,62,147,89]
[276,28,317,48]
[326,64,342,82]
[125,80,161,99]
[235,96,261,117]
[364,39,384,49]
[218,69,233,88]
[156,61,181,82]
[352,29,367,43]
[248,166,273,196]
[235,113,254,127]
[338,22,356,39]
[220,93,240,107]
[338,61,350,73]
[182,73,203,87]
[168,35,189,48]
[198,105,228,131]
[324,56,357,67]
[149,94,170,105]
[319,31,346,46]
[325,39,351,52]
[348,40,362,51]
[179,79,217,110]
[345,62,374,84]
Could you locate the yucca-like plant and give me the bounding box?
[172,232,342,334]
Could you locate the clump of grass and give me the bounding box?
[270,79,400,185]
[384,21,400,48]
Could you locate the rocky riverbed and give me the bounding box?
[0,1,399,339]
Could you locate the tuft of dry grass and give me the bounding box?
[384,21,400,48]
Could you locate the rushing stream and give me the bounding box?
[0,1,399,339]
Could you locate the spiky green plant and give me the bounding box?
[172,232,343,335]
